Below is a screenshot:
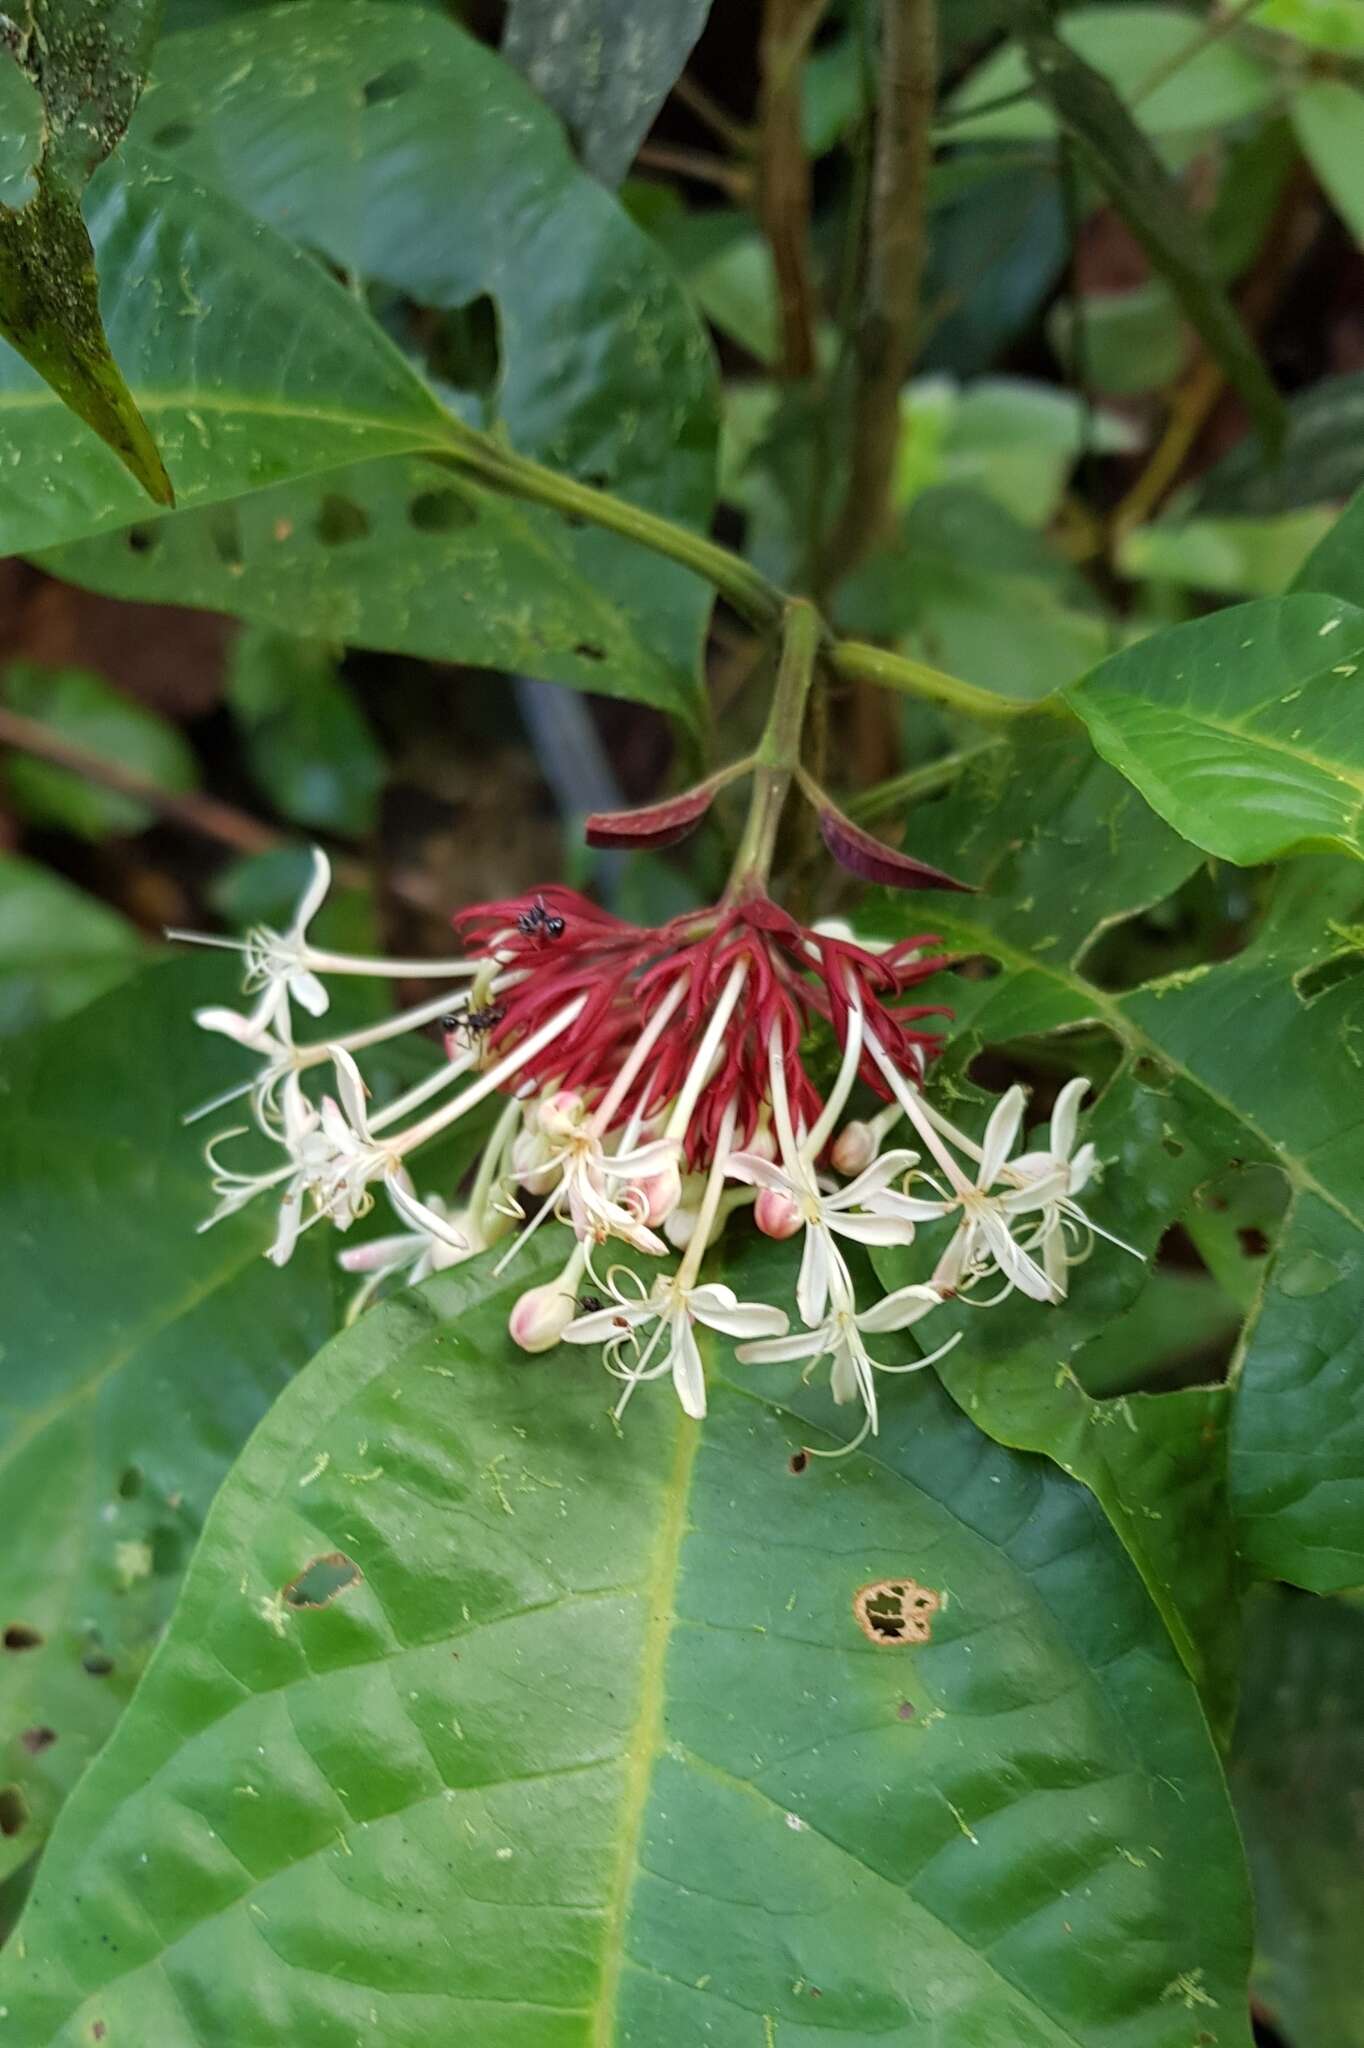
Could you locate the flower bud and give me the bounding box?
[755,1187,803,1240]
[746,1121,778,1162]
[831,1120,876,1176]
[537,1089,586,1142]
[510,1126,558,1194]
[634,1156,682,1226]
[509,1280,576,1353]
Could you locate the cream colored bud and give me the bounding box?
[831,1120,876,1176]
[509,1281,575,1353]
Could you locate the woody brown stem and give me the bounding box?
[757,0,823,379]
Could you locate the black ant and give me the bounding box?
[440,1003,506,1049]
[516,895,565,943]
[575,1293,604,1315]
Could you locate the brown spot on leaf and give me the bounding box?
[20,1726,56,1754]
[283,1552,363,1610]
[853,1578,940,1646]
[789,1451,809,1475]
[897,1700,916,1720]
[0,1784,29,1836]
[3,1623,42,1651]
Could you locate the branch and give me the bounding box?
[822,0,937,584]
[757,0,822,379]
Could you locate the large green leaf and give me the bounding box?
[0,1228,1254,2043]
[1231,1587,1364,2048]
[1199,374,1364,516]
[0,855,141,1035]
[0,960,341,1886]
[1293,79,1364,246]
[862,728,1364,1619]
[1069,594,1364,865]
[1294,477,1364,605]
[41,1,719,718]
[504,0,712,186]
[0,145,452,555]
[0,0,172,502]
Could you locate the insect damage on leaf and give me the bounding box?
[282,1551,364,1609]
[853,1578,942,1645]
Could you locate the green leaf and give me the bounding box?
[1293,79,1364,244]
[1294,479,1364,604]
[503,0,712,186]
[42,2,719,719]
[0,146,452,557]
[0,1229,1254,2042]
[1048,280,1186,399]
[227,628,384,837]
[947,4,1278,142]
[0,0,175,504]
[0,50,42,208]
[1231,1587,1364,2048]
[0,854,141,1034]
[1115,509,1337,598]
[1199,373,1364,516]
[838,485,1111,705]
[1253,0,1364,51]
[1,660,198,839]
[0,959,343,1884]
[999,2,1283,449]
[1070,593,1364,864]
[858,731,1364,1602]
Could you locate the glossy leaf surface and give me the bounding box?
[504,0,712,185]
[44,3,719,717]
[865,730,1364,1625]
[0,1232,1254,2045]
[0,147,451,556]
[1070,594,1364,864]
[0,0,172,501]
[0,960,341,1885]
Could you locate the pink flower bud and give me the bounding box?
[538,1090,585,1141]
[755,1187,803,1239]
[509,1281,575,1353]
[635,1157,682,1226]
[831,1120,875,1176]
[510,1127,557,1194]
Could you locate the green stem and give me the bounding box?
[848,738,1004,821]
[725,599,823,893]
[445,435,786,631]
[829,639,1070,721]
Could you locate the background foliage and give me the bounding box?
[3,2,1364,2044]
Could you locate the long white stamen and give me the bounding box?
[595,975,688,1130]
[766,1023,804,1176]
[665,961,747,1143]
[393,996,588,1155]
[864,1031,970,1190]
[369,1049,479,1132]
[677,1099,737,1289]
[803,980,865,1162]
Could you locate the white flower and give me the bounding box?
[500,1091,674,1266]
[724,1145,922,1325]
[884,1085,1067,1303]
[337,1181,474,1323]
[200,1072,332,1265]
[738,1269,958,1448]
[172,849,334,1040]
[562,1269,788,1419]
[1003,1077,1137,1296]
[313,1048,469,1246]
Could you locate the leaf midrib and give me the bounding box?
[1088,684,1364,807]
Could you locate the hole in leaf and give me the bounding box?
[408,487,476,534]
[316,495,370,547]
[2,1624,42,1652]
[1162,1135,1185,1157]
[151,119,195,148]
[788,1451,808,1475]
[283,1552,363,1609]
[209,509,243,567]
[82,1651,114,1677]
[363,59,422,105]
[896,1700,916,1721]
[573,641,606,662]
[1133,1054,1172,1093]
[117,1465,143,1500]
[19,1727,56,1755]
[1294,946,1364,1005]
[126,524,157,555]
[0,1787,28,1838]
[948,954,1001,982]
[1238,1225,1270,1259]
[852,1578,940,1646]
[425,292,501,401]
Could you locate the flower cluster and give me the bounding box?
[181,852,1134,1450]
